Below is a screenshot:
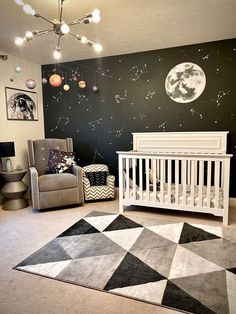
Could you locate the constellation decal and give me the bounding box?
[52,92,62,102]
[88,118,102,131]
[51,116,69,132]
[77,93,88,104]
[145,91,156,100]
[114,89,128,103]
[214,90,230,106]
[97,67,112,78]
[190,109,203,119]
[130,64,147,81]
[92,149,104,163]
[158,121,167,131]
[139,113,146,121]
[202,55,210,60]
[109,127,125,138]
[157,57,163,62]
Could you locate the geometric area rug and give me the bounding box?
[14,211,236,314]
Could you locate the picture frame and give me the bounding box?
[5,87,38,121]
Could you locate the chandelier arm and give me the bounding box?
[34,29,54,37]
[36,14,55,26]
[57,35,62,49]
[59,0,65,23]
[67,17,88,27]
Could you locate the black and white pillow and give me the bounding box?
[86,171,108,186]
[46,149,76,174]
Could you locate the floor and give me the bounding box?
[1,194,236,314]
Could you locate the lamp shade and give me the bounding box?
[0,142,15,158]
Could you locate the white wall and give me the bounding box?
[0,53,45,203]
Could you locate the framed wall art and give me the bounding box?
[5,87,38,121]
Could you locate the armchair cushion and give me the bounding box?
[46,149,75,174]
[86,171,108,186]
[39,173,77,192]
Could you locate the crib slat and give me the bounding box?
[190,160,195,206]
[194,160,198,185]
[157,159,160,182]
[139,158,143,200]
[214,161,220,209]
[187,160,191,185]
[175,160,179,204]
[198,160,204,207]
[206,161,212,208]
[125,158,130,199]
[223,159,230,225]
[182,160,187,205]
[145,158,150,201]
[153,159,157,202]
[132,158,136,200]
[167,160,171,203]
[160,159,164,203]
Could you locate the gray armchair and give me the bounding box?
[28,138,83,210]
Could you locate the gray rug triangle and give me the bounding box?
[103,215,143,231]
[14,240,72,267]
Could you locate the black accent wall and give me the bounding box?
[42,38,236,196]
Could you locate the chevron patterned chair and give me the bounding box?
[82,164,115,201]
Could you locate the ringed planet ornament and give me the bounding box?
[63,84,70,91]
[26,78,36,89]
[15,66,21,73]
[49,74,62,87]
[78,80,86,89]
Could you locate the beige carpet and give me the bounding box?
[1,194,236,314]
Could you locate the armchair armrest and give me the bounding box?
[72,165,84,203]
[29,167,40,209]
[107,175,115,186]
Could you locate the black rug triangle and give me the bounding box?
[57,219,100,237]
[103,215,143,231]
[227,267,236,275]
[162,281,215,314]
[15,241,72,267]
[104,252,165,291]
[179,223,220,244]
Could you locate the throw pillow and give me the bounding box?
[86,171,108,186]
[46,149,76,174]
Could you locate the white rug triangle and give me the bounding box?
[148,223,184,243]
[84,214,118,231]
[226,270,236,314]
[169,246,223,279]
[190,224,222,238]
[110,280,167,304]
[103,227,144,251]
[17,260,71,278]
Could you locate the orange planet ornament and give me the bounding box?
[49,74,62,87]
[78,80,86,89]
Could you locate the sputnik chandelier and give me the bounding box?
[14,0,102,59]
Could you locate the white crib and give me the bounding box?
[117,132,232,225]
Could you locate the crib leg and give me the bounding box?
[223,210,229,226]
[119,201,124,214]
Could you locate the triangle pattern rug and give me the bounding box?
[14,211,236,314]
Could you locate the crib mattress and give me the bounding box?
[125,184,224,209]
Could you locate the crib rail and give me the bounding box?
[117,151,232,225]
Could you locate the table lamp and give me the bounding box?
[0,142,15,171]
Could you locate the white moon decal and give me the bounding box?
[165,62,206,103]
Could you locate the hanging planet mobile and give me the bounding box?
[165,62,206,103]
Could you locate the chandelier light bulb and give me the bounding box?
[25,31,33,40]
[14,36,25,46]
[94,43,102,52]
[23,4,35,15]
[91,9,101,24]
[81,36,88,44]
[53,49,61,59]
[60,23,70,34]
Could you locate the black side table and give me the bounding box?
[0,170,28,210]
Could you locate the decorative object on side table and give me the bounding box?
[0,169,28,210]
[0,141,15,171]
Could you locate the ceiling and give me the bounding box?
[0,0,236,65]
